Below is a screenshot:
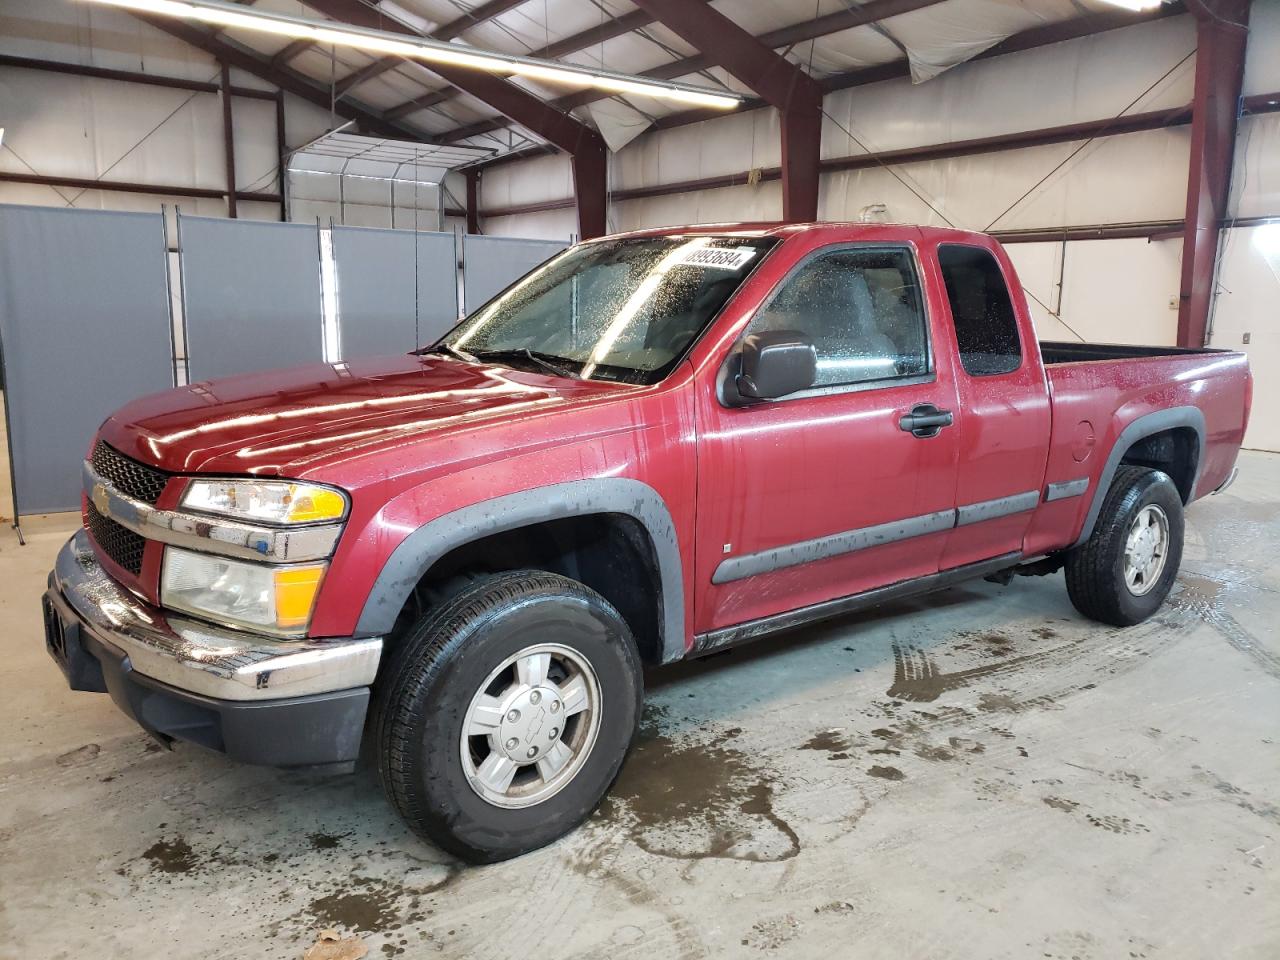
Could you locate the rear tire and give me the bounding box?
[1065,466,1184,626]
[374,571,643,863]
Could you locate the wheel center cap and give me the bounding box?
[1132,530,1156,566]
[497,685,559,761]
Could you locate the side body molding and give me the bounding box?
[1074,405,1206,547]
[354,478,687,661]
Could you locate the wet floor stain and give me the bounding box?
[1086,814,1150,835]
[801,729,854,759]
[309,832,348,850]
[307,877,419,933]
[1172,575,1280,681]
[141,837,200,874]
[1042,796,1079,813]
[55,743,100,767]
[597,706,800,862]
[866,765,905,781]
[887,641,1065,703]
[741,914,801,950]
[975,693,1024,713]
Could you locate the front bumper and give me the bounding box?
[44,529,383,767]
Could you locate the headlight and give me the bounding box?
[161,546,326,637]
[181,479,348,525]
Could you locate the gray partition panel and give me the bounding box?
[332,226,457,358]
[462,235,569,313]
[0,205,174,515]
[180,217,324,381]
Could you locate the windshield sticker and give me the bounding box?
[677,246,759,270]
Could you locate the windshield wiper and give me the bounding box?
[471,348,581,380]
[427,341,474,362]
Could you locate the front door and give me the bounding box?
[694,243,962,633]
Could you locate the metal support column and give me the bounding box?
[1176,0,1250,347]
[220,62,238,219]
[465,169,482,234]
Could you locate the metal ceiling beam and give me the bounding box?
[649,2,1187,130]
[474,92,1280,218]
[0,52,275,99]
[1176,0,1250,348]
[458,0,1182,159]
[383,6,664,122]
[0,170,281,204]
[272,0,528,73]
[271,38,315,67]
[298,0,608,238]
[437,0,945,145]
[631,0,823,222]
[329,0,530,97]
[467,2,1189,167]
[130,14,435,141]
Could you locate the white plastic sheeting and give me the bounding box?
[1232,113,1280,220]
[1209,224,1280,452]
[0,0,337,218]
[1006,237,1183,347]
[614,107,783,189]
[593,15,1198,235]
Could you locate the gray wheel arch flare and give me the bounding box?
[1074,405,1206,547]
[354,478,687,662]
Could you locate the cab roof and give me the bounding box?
[599,221,996,247]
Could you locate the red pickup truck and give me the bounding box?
[43,222,1251,862]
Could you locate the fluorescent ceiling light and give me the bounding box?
[1093,0,1164,11]
[83,0,745,110]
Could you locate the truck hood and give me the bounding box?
[98,353,634,477]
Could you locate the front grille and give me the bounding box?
[85,501,146,576]
[91,440,169,505]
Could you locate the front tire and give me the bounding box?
[374,571,643,863]
[1065,465,1184,626]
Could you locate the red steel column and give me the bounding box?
[1177,0,1250,347]
[632,0,825,223]
[571,141,608,240]
[781,97,822,222]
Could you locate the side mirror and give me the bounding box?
[735,331,817,402]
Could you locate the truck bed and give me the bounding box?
[1033,343,1250,559]
[1039,341,1229,365]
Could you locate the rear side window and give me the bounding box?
[937,244,1022,376]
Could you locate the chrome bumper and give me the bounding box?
[52,529,382,702]
[1212,465,1240,495]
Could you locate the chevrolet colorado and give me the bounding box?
[43,222,1251,862]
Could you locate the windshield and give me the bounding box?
[440,235,778,384]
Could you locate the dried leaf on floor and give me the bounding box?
[301,929,368,960]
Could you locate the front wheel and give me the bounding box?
[1065,465,1184,626]
[374,571,643,863]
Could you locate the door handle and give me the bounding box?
[899,403,954,439]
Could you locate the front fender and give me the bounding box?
[353,477,687,662]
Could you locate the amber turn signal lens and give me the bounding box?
[273,565,326,630]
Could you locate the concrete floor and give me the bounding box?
[1,446,1277,959]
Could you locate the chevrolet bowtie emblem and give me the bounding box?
[92,482,110,516]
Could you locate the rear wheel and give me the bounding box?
[374,571,643,863]
[1065,466,1184,626]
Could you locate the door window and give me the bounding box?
[937,244,1023,376]
[746,247,930,389]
